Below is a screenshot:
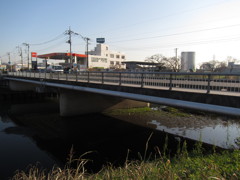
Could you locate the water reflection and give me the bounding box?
[0,113,57,180]
[106,107,240,149]
[148,119,240,149]
[0,101,175,180]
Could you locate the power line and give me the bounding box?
[120,35,240,51]
[107,14,240,42]
[30,33,65,46]
[108,23,240,44]
[34,39,66,53]
[88,0,229,37]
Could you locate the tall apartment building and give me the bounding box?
[88,44,126,69]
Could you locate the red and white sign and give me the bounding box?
[31,52,37,57]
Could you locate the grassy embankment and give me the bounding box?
[11,143,240,179]
[11,107,240,179]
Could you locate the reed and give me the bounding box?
[11,137,240,180]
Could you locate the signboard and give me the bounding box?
[31,52,37,57]
[73,63,77,67]
[96,38,105,43]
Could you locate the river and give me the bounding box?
[0,99,240,180]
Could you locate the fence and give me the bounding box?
[7,71,240,94]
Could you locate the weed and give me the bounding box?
[11,138,240,180]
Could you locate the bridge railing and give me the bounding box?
[7,71,240,94]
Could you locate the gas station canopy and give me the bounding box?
[37,52,87,60]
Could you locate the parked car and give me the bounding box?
[46,65,64,73]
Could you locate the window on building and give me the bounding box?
[116,55,120,59]
[121,55,125,59]
[110,61,114,65]
[110,54,114,58]
[106,47,108,50]
[116,61,120,65]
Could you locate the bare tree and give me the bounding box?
[163,56,181,72]
[145,54,180,72]
[200,60,227,72]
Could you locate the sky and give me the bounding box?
[1,0,240,67]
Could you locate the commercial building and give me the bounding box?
[88,43,126,69]
[36,43,126,71]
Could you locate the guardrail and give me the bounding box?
[7,71,240,94]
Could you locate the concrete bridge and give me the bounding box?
[2,71,240,116]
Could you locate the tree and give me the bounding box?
[145,54,180,72]
[199,60,227,72]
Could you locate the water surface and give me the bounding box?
[1,101,240,180]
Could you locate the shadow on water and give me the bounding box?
[0,99,209,179]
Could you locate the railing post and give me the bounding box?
[101,72,104,84]
[119,72,122,86]
[169,74,173,90]
[207,74,211,94]
[141,73,144,88]
[87,71,90,83]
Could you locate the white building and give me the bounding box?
[88,44,126,69]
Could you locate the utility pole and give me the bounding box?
[85,37,90,70]
[7,52,11,72]
[65,27,78,64]
[23,43,30,70]
[175,48,178,60]
[79,35,90,70]
[17,46,23,70]
[175,48,179,71]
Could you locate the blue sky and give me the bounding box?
[1,0,240,67]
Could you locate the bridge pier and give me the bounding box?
[59,89,148,116]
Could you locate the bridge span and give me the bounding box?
[3,71,240,116]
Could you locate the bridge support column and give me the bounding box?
[59,90,148,116]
